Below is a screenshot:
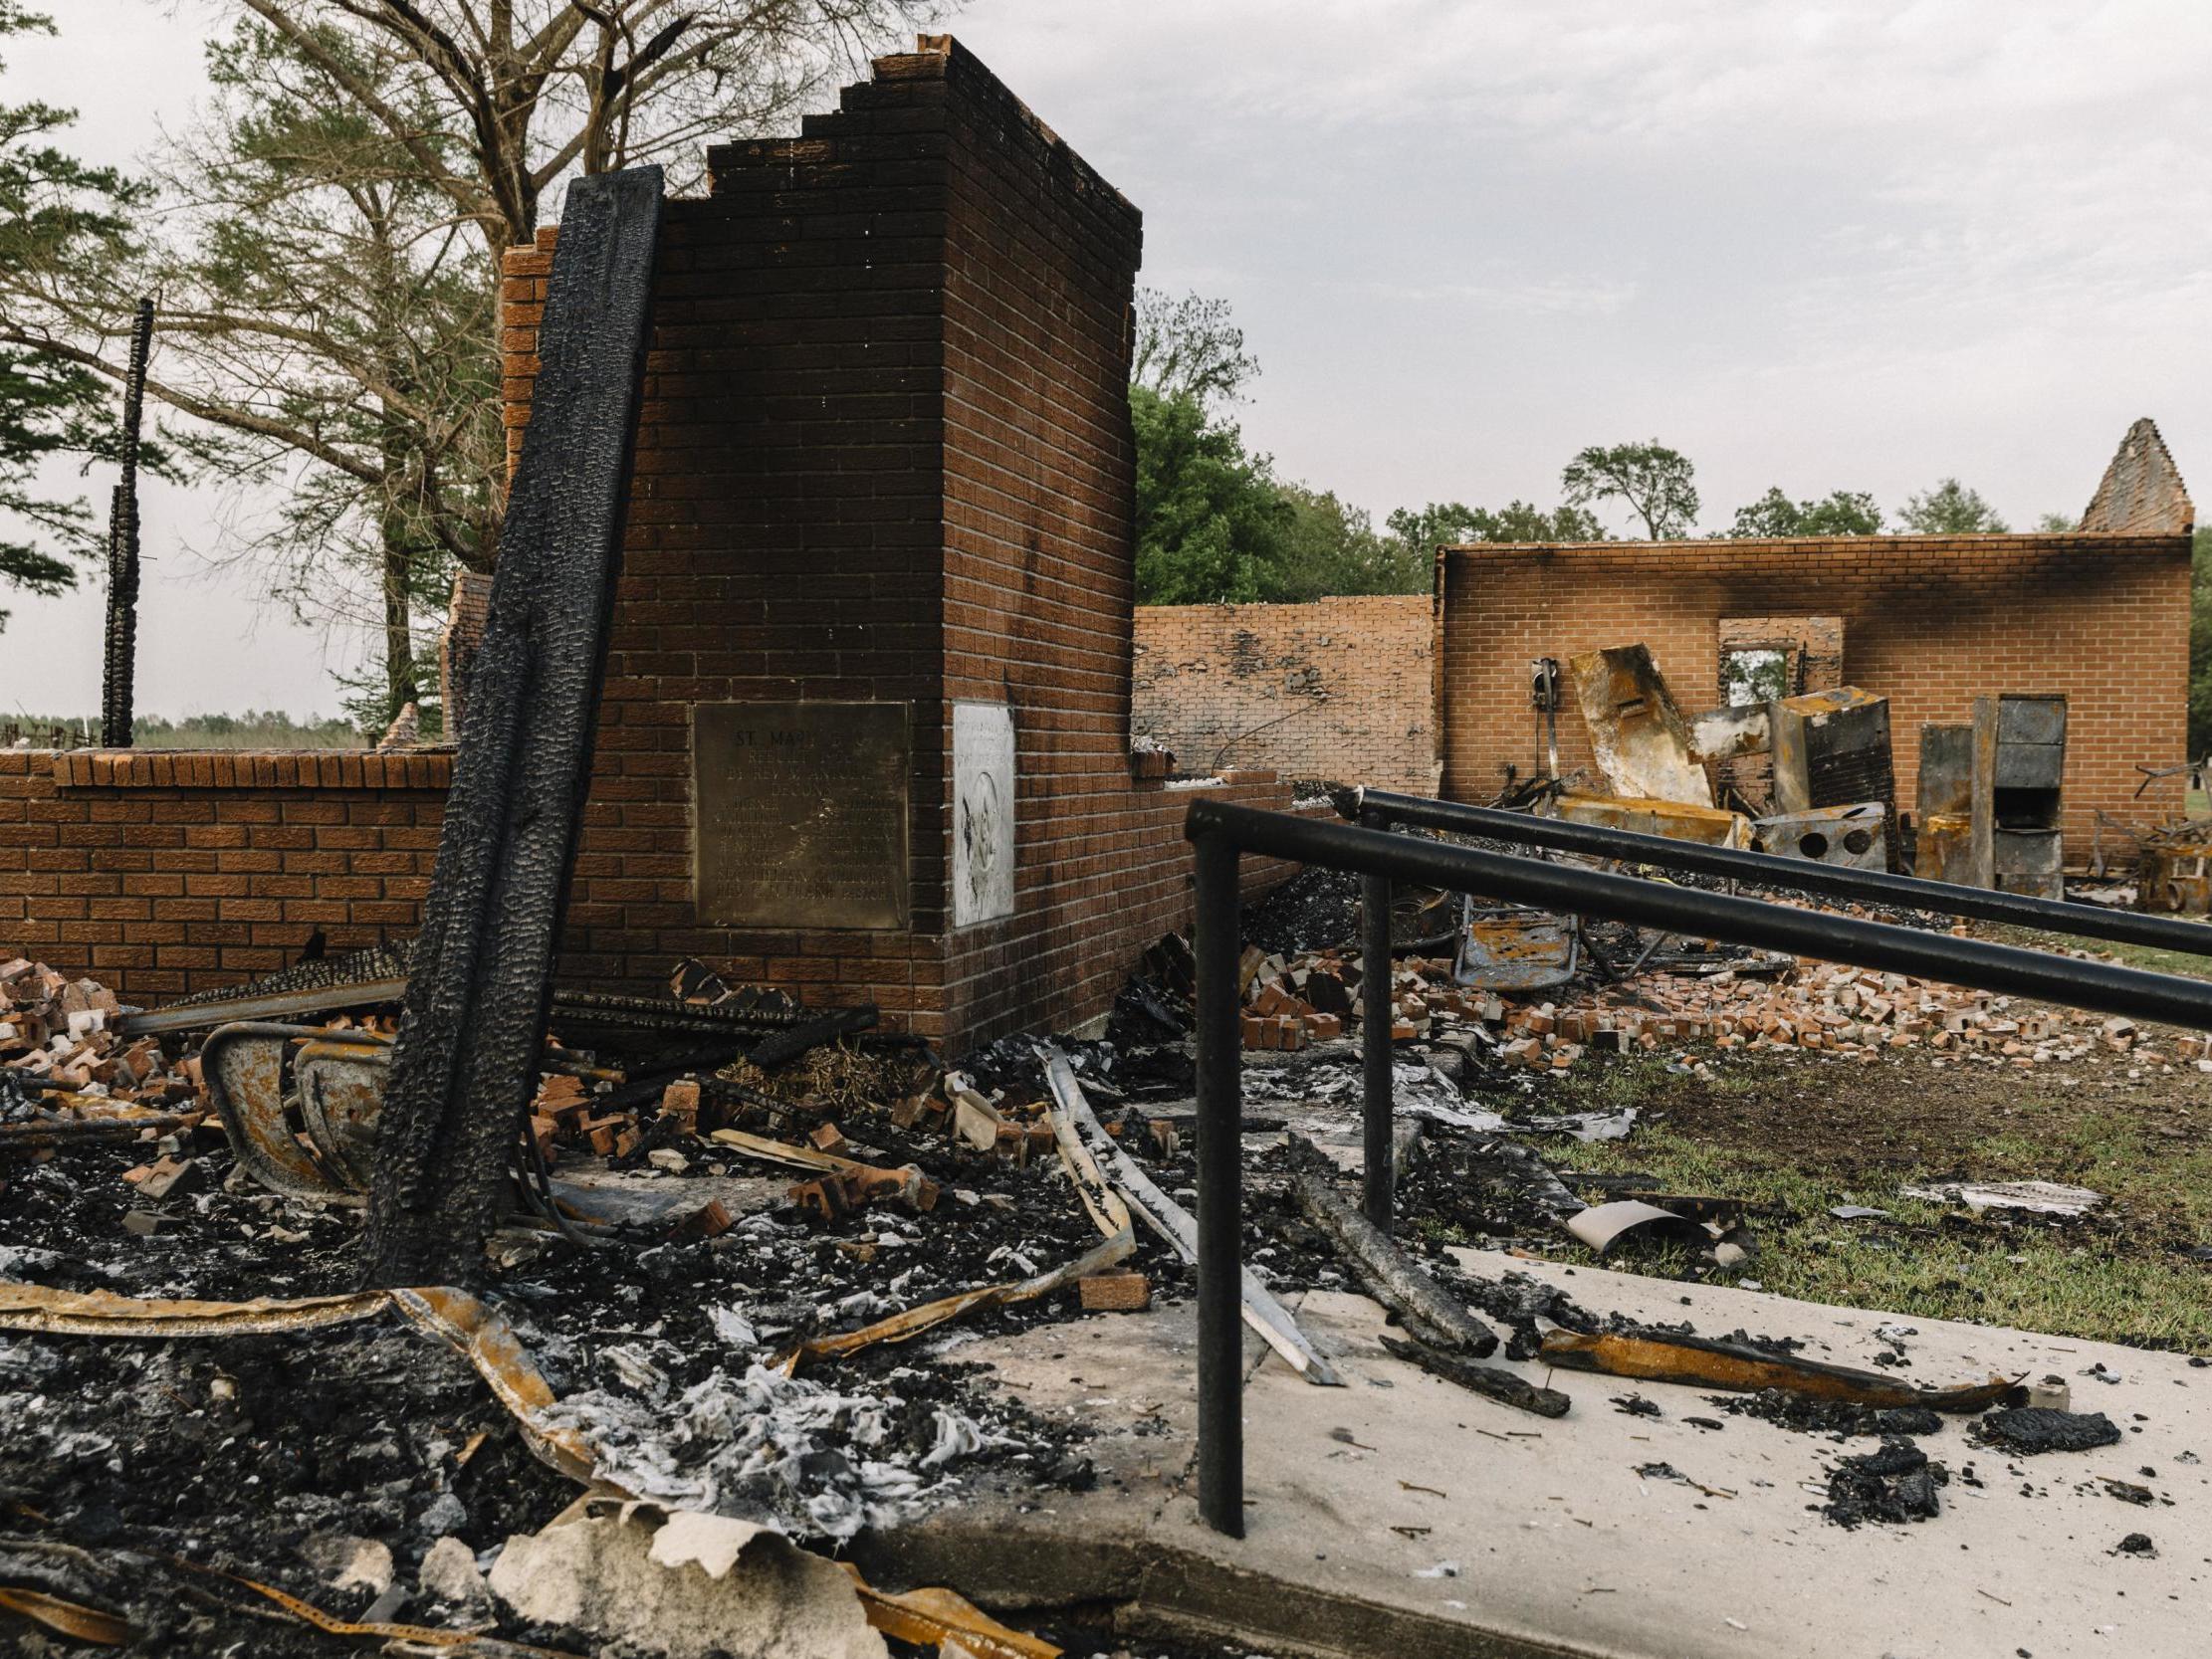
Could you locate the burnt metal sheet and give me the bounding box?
[1770,688,1894,824]
[1558,794,1752,849]
[1751,803,1887,872]
[1567,645,1713,807]
[1687,702,1770,763]
[1997,694,2068,747]
[118,977,411,1038]
[693,701,913,931]
[296,1036,392,1191]
[1453,903,1579,990]
[362,166,665,1289]
[1995,741,2065,791]
[202,1023,346,1199]
[2138,840,2212,915]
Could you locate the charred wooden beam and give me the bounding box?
[100,297,154,749]
[359,167,664,1290]
[1288,1139,1498,1356]
[1378,1336,1571,1418]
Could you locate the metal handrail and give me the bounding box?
[1182,799,2212,1537]
[1348,786,2212,958]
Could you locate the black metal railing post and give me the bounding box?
[1179,798,2212,1537]
[1192,830,1245,1538]
[1359,807,1395,1232]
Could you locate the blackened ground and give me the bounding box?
[0,1066,1201,1652]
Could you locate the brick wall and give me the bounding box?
[1438,533,2193,855]
[0,749,447,999]
[1132,596,1438,792]
[499,36,1304,1049]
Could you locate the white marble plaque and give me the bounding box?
[952,701,1015,927]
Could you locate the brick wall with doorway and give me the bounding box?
[1438,533,2192,858]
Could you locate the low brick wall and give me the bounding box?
[0,747,1304,1046]
[0,749,449,999]
[1133,596,1438,793]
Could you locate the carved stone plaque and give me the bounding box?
[951,701,1015,927]
[693,701,911,930]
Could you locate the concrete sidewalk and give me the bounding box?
[863,1257,2210,1658]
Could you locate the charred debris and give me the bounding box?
[2,166,2197,1654]
[3,807,2175,1652]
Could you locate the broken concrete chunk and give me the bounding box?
[487,1498,886,1659]
[417,1534,492,1616]
[300,1533,394,1597]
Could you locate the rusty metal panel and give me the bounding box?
[2138,840,2212,914]
[1558,794,1752,848]
[1453,906,1578,991]
[693,700,913,931]
[1566,645,1713,806]
[1750,803,1886,872]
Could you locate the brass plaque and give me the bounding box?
[693,702,911,930]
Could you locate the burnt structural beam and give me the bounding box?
[100,297,154,750]
[1350,787,2212,961]
[1183,798,2212,1532]
[360,168,664,1290]
[1358,804,1394,1232]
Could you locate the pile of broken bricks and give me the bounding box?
[0,957,189,1100]
[1486,957,2177,1073]
[1211,933,2188,1077]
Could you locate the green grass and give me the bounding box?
[1558,1113,2212,1351]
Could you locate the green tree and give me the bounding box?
[2036,511,2080,532]
[1132,287,1258,410]
[0,0,936,700]
[1268,485,1430,599]
[1726,487,1883,536]
[1898,478,2009,533]
[0,2,154,629]
[1561,440,1699,539]
[1131,385,1287,604]
[1387,499,1608,552]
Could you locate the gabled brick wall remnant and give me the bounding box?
[1132,596,1438,792]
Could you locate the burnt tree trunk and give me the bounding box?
[99,298,154,749]
[359,167,663,1290]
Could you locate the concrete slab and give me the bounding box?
[865,1256,2212,1658]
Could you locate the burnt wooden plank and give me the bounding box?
[361,167,665,1289]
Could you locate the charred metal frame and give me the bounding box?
[1185,798,2212,1536]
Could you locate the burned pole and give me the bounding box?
[99,298,154,749]
[359,167,664,1290]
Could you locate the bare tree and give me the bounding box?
[0,1,941,725]
[227,0,946,273]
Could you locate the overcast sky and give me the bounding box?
[7,0,2209,720]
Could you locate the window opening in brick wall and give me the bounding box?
[1719,645,1790,707]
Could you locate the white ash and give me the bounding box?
[541,1360,966,1543]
